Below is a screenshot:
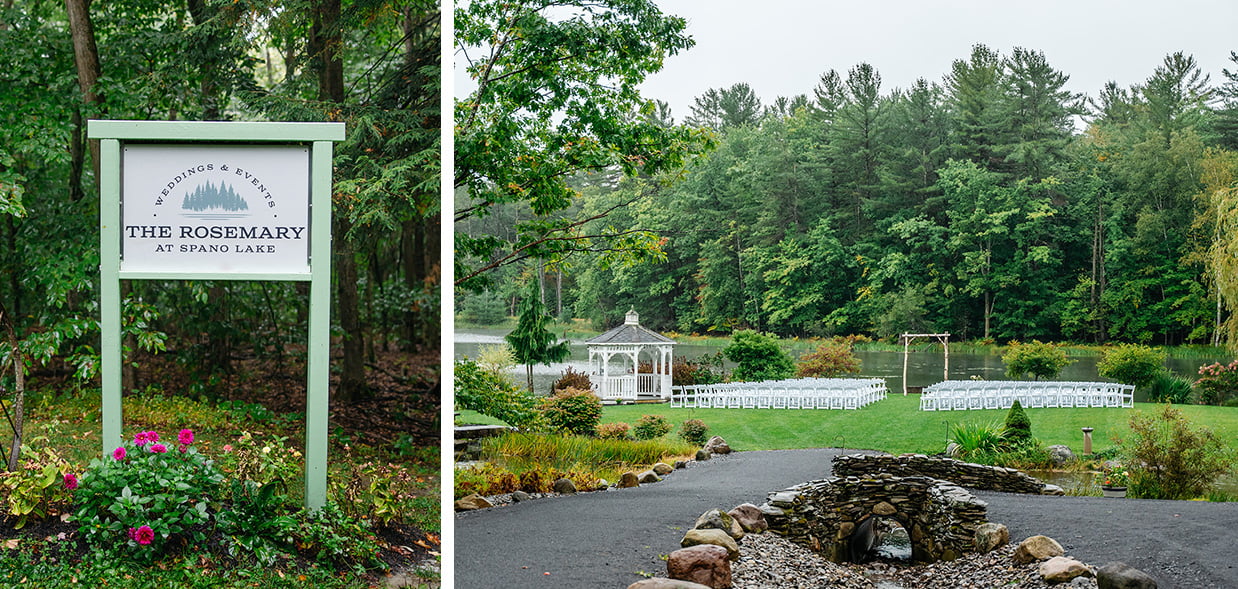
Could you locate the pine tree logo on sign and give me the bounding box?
[181,181,250,219]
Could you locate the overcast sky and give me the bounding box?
[639,0,1238,122]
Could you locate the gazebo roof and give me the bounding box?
[586,309,675,346]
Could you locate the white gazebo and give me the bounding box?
[586,309,676,403]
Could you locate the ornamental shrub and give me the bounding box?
[723,330,794,382]
[552,367,593,394]
[672,354,725,386]
[1195,360,1238,406]
[1121,404,1234,499]
[73,429,223,559]
[795,339,861,378]
[596,422,631,440]
[455,359,541,428]
[679,419,709,445]
[1002,400,1033,446]
[1001,340,1070,380]
[631,414,673,440]
[1097,344,1166,388]
[540,387,603,435]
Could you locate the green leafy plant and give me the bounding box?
[947,422,1003,461]
[215,479,295,566]
[454,359,541,428]
[1145,371,1194,404]
[1100,464,1130,487]
[631,415,673,440]
[0,445,75,529]
[1001,340,1070,380]
[679,419,709,445]
[1097,344,1167,388]
[795,339,861,377]
[723,330,794,382]
[72,429,223,559]
[1120,404,1234,499]
[285,503,383,570]
[540,387,602,436]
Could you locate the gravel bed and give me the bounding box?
[733,532,1100,589]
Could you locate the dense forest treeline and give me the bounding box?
[461,43,1238,347]
[0,1,439,404]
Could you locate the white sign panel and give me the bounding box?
[121,144,311,274]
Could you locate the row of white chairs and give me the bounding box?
[670,378,887,410]
[919,381,1134,411]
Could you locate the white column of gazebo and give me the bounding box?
[585,309,675,403]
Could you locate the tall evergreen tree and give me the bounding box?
[506,281,571,392]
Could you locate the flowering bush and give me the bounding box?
[1101,464,1130,487]
[72,428,223,558]
[1195,360,1238,406]
[679,419,709,446]
[596,422,631,440]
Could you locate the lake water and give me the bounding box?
[454,329,1229,400]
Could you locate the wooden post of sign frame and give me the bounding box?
[88,120,345,510]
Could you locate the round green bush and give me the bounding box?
[631,414,673,440]
[723,330,795,382]
[1097,344,1166,388]
[540,387,603,435]
[1001,340,1070,380]
[679,419,709,445]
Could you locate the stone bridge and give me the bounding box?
[760,473,988,563]
[832,453,1063,495]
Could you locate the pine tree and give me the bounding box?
[506,281,571,392]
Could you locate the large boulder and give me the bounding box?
[1039,556,1093,584]
[638,470,662,484]
[681,528,740,561]
[618,471,640,488]
[653,462,675,475]
[703,436,731,455]
[552,477,577,494]
[627,579,713,589]
[1047,445,1076,466]
[695,449,712,461]
[974,522,1009,553]
[727,503,768,534]
[1013,535,1065,564]
[693,509,743,540]
[667,544,732,589]
[453,494,493,511]
[510,490,531,503]
[1096,562,1158,589]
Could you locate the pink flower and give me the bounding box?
[178,444,189,453]
[133,432,148,446]
[133,525,155,545]
[63,473,78,490]
[223,444,233,453]
[113,446,127,461]
[178,429,194,445]
[149,443,168,454]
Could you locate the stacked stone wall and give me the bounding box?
[759,474,987,563]
[832,453,1058,495]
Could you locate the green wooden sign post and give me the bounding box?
[88,120,345,509]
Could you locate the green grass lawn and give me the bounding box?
[458,396,1238,456]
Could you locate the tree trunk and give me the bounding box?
[335,220,368,402]
[1,303,24,471]
[65,0,102,179]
